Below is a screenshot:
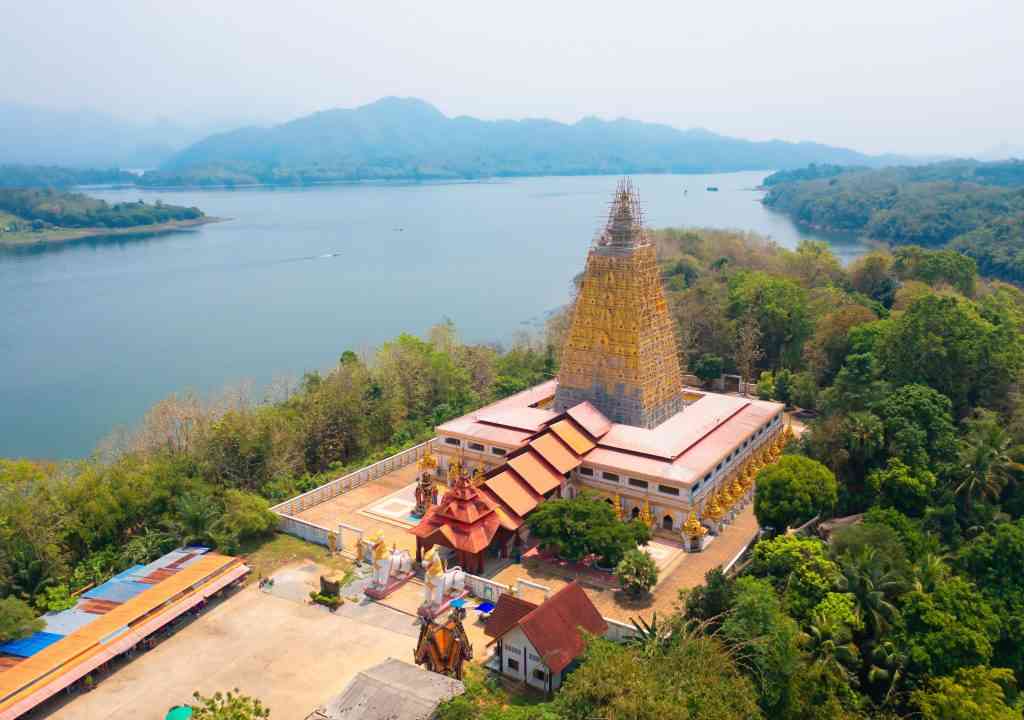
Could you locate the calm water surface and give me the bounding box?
[0,172,867,458]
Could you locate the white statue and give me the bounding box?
[421,548,465,608]
[367,531,412,588]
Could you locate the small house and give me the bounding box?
[483,581,607,693]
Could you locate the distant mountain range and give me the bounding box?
[141,97,908,186]
[0,103,219,169]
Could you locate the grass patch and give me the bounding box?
[238,532,351,584]
[435,664,554,719]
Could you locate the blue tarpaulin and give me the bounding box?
[0,631,64,658]
[83,578,151,603]
[43,608,96,636]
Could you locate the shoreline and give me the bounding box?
[0,216,227,247]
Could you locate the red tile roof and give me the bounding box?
[488,582,607,674]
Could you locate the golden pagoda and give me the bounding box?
[612,492,624,520]
[704,492,724,522]
[553,180,684,429]
[682,511,707,541]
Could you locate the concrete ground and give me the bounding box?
[490,501,759,621]
[44,565,420,720]
[294,464,422,556]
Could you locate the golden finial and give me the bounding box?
[612,493,623,520]
[419,447,438,472]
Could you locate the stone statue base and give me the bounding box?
[417,589,469,620]
[363,570,416,600]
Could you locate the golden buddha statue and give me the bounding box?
[704,492,723,521]
[640,499,653,526]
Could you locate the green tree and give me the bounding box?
[900,576,1000,680]
[835,547,905,641]
[526,494,648,565]
[754,456,838,532]
[191,689,270,719]
[720,577,801,717]
[911,667,1020,720]
[873,384,958,473]
[0,596,43,643]
[728,271,812,368]
[750,534,840,620]
[693,353,724,385]
[554,634,763,720]
[616,549,658,596]
[867,457,937,517]
[684,567,734,628]
[880,293,1023,414]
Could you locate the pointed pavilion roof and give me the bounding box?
[410,474,504,555]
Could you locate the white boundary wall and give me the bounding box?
[271,439,435,523]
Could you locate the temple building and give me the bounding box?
[414,180,785,563]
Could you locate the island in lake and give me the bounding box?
[0,186,220,246]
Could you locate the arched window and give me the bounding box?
[662,514,674,530]
[631,506,641,520]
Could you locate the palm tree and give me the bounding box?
[867,640,905,706]
[175,493,218,545]
[956,410,1024,514]
[911,553,949,593]
[799,610,859,686]
[836,547,905,640]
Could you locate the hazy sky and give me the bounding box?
[3,0,1022,156]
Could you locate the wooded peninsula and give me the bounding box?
[0,187,215,246]
[762,159,1024,283]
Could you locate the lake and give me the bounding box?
[0,171,868,458]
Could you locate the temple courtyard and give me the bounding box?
[290,464,761,621]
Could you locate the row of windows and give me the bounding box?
[441,436,506,456]
[579,467,681,498]
[690,415,782,498]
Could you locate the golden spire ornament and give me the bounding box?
[640,499,653,526]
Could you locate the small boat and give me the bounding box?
[706,186,719,192]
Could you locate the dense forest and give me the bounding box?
[762,159,1024,282]
[5,228,1024,717]
[0,187,202,231]
[0,165,137,188]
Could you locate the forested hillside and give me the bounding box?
[0,165,137,188]
[138,97,898,187]
[762,160,1024,282]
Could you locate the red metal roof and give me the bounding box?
[529,433,581,475]
[508,450,564,495]
[484,470,542,518]
[476,407,559,433]
[566,402,612,438]
[549,420,596,455]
